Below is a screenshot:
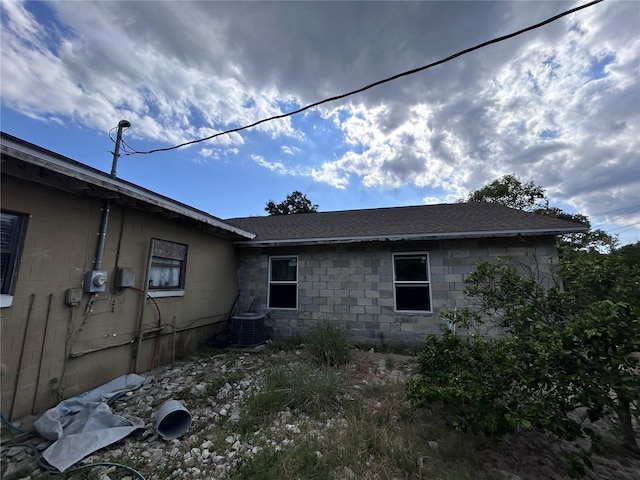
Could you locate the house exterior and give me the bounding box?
[225,204,588,345]
[1,131,588,420]
[1,132,254,420]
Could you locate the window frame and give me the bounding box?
[1,209,29,308]
[147,239,188,298]
[392,252,432,313]
[268,255,298,310]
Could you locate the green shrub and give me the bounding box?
[306,322,352,366]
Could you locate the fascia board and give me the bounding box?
[233,227,588,247]
[1,138,255,240]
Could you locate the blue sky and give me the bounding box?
[1,1,639,245]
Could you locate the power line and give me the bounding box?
[600,222,640,233]
[592,206,640,229]
[605,223,640,235]
[589,203,640,218]
[124,0,603,156]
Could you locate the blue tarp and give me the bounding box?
[34,374,149,471]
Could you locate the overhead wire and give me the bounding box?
[591,206,640,229]
[602,222,640,235]
[120,137,137,155]
[109,125,137,157]
[589,203,640,218]
[120,0,603,156]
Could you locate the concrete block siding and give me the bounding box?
[236,236,559,346]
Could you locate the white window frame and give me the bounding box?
[392,252,432,313]
[147,239,187,298]
[268,255,298,310]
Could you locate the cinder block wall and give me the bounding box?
[235,237,559,345]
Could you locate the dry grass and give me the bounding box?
[8,341,635,480]
[231,347,496,480]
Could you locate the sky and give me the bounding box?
[1,0,639,245]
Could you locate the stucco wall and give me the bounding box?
[1,176,238,420]
[235,237,559,345]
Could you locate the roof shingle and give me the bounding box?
[225,203,587,246]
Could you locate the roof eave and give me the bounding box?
[233,227,587,247]
[1,135,255,240]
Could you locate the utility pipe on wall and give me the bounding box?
[93,120,130,272]
[94,201,111,272]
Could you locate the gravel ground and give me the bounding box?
[1,346,413,480]
[2,346,639,480]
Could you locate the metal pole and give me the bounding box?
[32,293,53,414]
[10,294,35,420]
[94,120,129,271]
[110,120,131,178]
[133,239,153,373]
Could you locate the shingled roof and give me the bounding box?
[225,202,588,247]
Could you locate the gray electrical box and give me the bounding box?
[84,270,108,293]
[65,287,82,306]
[115,268,135,288]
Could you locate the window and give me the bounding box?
[268,256,297,309]
[150,257,182,289]
[148,239,187,296]
[1,210,28,307]
[393,253,431,312]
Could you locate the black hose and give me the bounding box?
[1,410,34,434]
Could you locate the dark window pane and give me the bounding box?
[1,211,26,295]
[270,257,297,281]
[0,252,10,293]
[1,214,19,250]
[269,284,297,309]
[395,285,431,311]
[395,256,428,281]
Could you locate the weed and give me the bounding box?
[356,342,422,356]
[237,362,344,435]
[232,447,284,480]
[360,382,387,399]
[384,354,396,370]
[206,371,244,396]
[307,322,351,366]
[173,387,191,402]
[49,377,64,402]
[265,333,305,352]
[232,440,333,480]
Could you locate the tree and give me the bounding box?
[464,175,616,253]
[408,178,640,471]
[465,174,546,211]
[535,206,616,254]
[406,257,640,468]
[265,191,319,215]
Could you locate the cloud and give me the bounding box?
[1,1,638,232]
[251,154,303,177]
[281,145,300,155]
[1,1,299,145]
